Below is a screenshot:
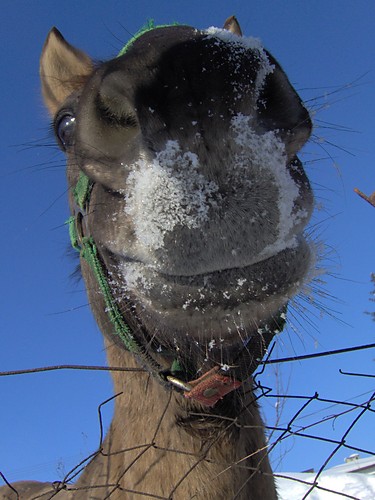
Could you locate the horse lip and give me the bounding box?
[110,234,306,280]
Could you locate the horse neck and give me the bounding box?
[75,340,277,499]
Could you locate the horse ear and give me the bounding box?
[40,27,93,116]
[223,16,243,36]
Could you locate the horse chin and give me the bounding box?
[111,235,312,350]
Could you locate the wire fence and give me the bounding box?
[0,337,374,499]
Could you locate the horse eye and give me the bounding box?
[55,112,76,149]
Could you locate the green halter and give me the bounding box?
[117,19,179,57]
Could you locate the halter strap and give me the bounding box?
[117,20,180,57]
[67,175,170,386]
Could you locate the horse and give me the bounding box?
[1,16,313,499]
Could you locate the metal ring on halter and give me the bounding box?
[166,375,192,392]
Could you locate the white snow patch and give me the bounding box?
[277,472,375,500]
[204,27,274,97]
[124,141,219,250]
[205,27,263,49]
[208,339,216,350]
[119,261,154,293]
[231,113,303,257]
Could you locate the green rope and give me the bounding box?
[67,171,150,357]
[80,236,142,354]
[67,215,80,251]
[117,19,180,57]
[171,359,183,374]
[73,171,91,209]
[68,168,143,354]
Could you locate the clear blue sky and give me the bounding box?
[1,0,374,485]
